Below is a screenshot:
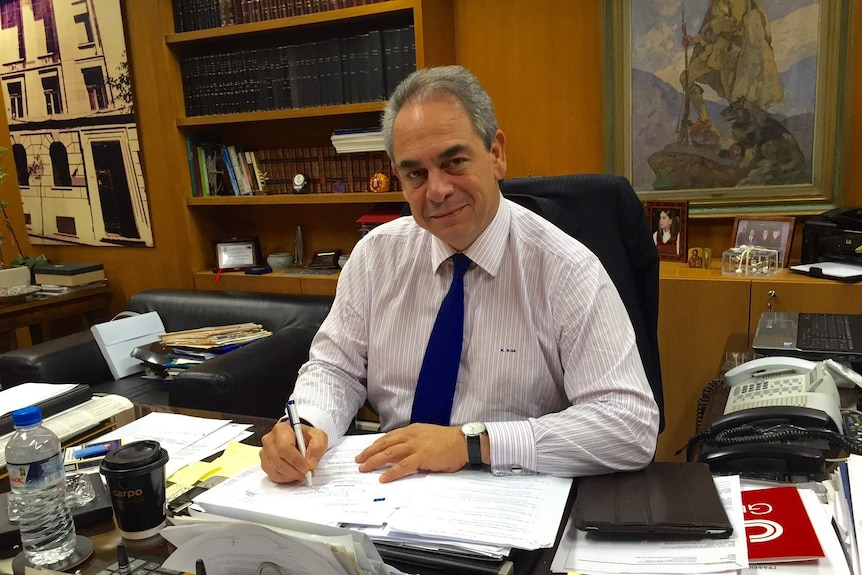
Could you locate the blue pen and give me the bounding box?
[74,441,119,459]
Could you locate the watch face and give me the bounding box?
[293,173,307,187]
[461,422,486,436]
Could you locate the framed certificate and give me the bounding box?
[213,237,263,271]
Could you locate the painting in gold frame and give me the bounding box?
[604,0,854,214]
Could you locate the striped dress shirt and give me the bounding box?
[291,197,659,477]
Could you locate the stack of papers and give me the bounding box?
[162,517,389,575]
[192,434,572,560]
[95,412,253,477]
[330,129,385,154]
[551,477,852,575]
[159,323,272,349]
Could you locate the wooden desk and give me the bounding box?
[0,285,111,349]
[0,403,572,575]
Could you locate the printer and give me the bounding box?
[801,206,862,264]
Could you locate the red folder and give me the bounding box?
[742,486,824,563]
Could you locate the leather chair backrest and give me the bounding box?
[499,174,664,431]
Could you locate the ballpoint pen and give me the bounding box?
[117,542,131,575]
[74,440,121,459]
[286,399,313,487]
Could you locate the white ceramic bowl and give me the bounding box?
[267,253,294,269]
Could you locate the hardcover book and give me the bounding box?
[34,262,106,287]
[742,486,824,563]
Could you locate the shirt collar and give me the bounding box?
[428,193,510,277]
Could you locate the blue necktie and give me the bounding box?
[411,253,472,425]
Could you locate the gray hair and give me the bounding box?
[381,65,498,160]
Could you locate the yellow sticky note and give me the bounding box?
[211,441,261,477]
[168,460,221,485]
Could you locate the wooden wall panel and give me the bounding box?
[454,0,604,178]
[0,103,32,268]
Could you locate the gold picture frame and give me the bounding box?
[604,1,854,214]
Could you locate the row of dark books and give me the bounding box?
[172,0,388,33]
[180,26,414,116]
[186,139,398,196]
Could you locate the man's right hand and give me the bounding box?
[260,421,328,483]
[682,34,699,48]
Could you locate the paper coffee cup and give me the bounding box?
[100,440,169,539]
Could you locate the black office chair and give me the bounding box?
[499,174,664,432]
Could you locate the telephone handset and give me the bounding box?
[722,356,842,433]
[690,356,849,480]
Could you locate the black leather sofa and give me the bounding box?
[0,289,333,419]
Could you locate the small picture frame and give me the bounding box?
[646,201,688,262]
[731,216,796,268]
[213,236,263,271]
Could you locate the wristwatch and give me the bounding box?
[292,173,309,194]
[460,422,486,468]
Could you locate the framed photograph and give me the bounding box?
[213,236,263,271]
[647,201,688,262]
[731,216,795,267]
[605,1,853,212]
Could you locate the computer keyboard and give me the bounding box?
[799,313,854,351]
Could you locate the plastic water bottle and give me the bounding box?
[5,406,76,566]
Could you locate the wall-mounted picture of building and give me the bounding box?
[0,0,152,247]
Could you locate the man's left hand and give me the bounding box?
[355,424,466,483]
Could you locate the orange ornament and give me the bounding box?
[369,172,391,193]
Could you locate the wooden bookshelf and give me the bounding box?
[176,102,386,127]
[152,0,455,292]
[186,191,402,206]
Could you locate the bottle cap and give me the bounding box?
[11,405,42,427]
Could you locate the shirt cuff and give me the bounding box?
[286,404,340,448]
[485,420,538,475]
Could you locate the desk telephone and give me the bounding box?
[690,357,860,480]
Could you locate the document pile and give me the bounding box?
[192,434,572,561]
[159,323,272,350]
[552,475,853,575]
[161,517,389,575]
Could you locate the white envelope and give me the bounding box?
[91,311,165,379]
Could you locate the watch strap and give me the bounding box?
[466,433,483,467]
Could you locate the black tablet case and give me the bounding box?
[0,473,113,552]
[574,462,733,538]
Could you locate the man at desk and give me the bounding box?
[261,65,659,484]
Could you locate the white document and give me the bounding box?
[97,411,232,475]
[0,394,133,468]
[551,474,748,574]
[386,470,571,550]
[195,434,420,527]
[194,433,571,552]
[0,382,79,418]
[790,262,862,281]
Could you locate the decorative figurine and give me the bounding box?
[292,173,309,194]
[294,226,304,266]
[369,172,390,193]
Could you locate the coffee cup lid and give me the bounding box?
[101,440,166,471]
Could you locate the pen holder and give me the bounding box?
[721,247,779,276]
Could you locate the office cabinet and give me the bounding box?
[655,265,861,463]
